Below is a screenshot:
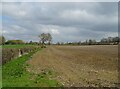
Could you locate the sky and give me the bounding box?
[1,2,118,43]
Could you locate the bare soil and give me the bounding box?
[27,45,118,87]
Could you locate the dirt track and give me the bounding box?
[27,45,118,87]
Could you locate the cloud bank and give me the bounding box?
[2,2,118,43]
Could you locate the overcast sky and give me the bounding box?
[1,2,118,43]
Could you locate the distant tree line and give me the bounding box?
[0,33,52,46]
[55,37,120,45]
[0,35,120,45]
[5,40,25,45]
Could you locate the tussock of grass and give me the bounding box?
[2,48,62,87]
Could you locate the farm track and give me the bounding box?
[27,45,118,87]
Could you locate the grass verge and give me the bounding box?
[2,48,62,87]
[2,44,37,48]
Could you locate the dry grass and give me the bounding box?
[27,45,118,87]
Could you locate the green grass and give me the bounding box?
[0,66,2,89]
[2,48,62,87]
[2,44,38,48]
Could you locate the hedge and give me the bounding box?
[2,46,40,64]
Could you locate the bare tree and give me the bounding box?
[39,33,52,45]
[39,33,47,44]
[47,33,52,45]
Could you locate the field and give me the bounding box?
[2,45,118,87]
[27,45,118,87]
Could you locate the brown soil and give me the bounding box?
[27,45,118,87]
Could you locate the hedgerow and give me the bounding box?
[2,46,40,64]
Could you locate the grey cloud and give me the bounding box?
[2,2,118,42]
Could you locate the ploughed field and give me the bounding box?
[27,45,118,87]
